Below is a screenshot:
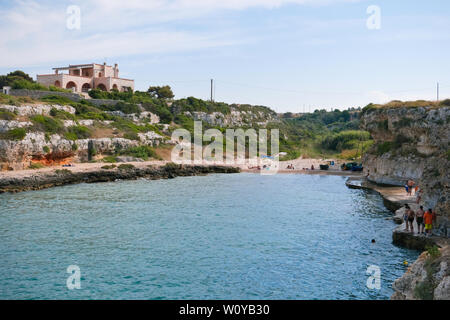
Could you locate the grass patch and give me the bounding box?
[54,169,72,175]
[29,162,44,169]
[376,141,394,156]
[64,125,91,140]
[101,164,116,170]
[117,145,161,161]
[102,156,118,163]
[0,128,26,140]
[118,164,135,171]
[0,108,17,120]
[31,115,64,134]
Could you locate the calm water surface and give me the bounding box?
[0,173,419,299]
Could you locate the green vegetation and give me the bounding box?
[0,70,70,92]
[0,70,34,88]
[0,128,26,140]
[64,126,91,140]
[31,115,64,134]
[29,162,45,169]
[0,108,17,120]
[101,164,117,170]
[43,146,50,153]
[116,145,161,161]
[414,246,442,300]
[102,156,118,163]
[275,108,368,160]
[118,163,135,170]
[49,107,77,120]
[147,85,174,100]
[54,169,72,175]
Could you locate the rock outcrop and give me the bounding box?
[0,164,240,193]
[391,245,450,300]
[361,105,449,237]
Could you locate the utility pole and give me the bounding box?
[210,79,214,102]
[437,82,440,102]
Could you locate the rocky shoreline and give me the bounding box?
[0,163,241,193]
[346,177,449,299]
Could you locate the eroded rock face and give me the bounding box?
[0,133,164,170]
[0,104,76,116]
[361,106,450,235]
[183,108,278,127]
[0,120,33,133]
[391,246,450,300]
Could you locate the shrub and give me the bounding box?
[71,143,78,151]
[376,141,394,155]
[123,132,140,141]
[0,108,17,120]
[102,156,117,163]
[49,108,77,120]
[426,245,441,259]
[31,115,64,134]
[43,146,50,153]
[40,94,75,105]
[117,146,160,160]
[29,162,45,169]
[65,125,91,140]
[101,164,116,170]
[440,99,450,106]
[11,79,48,90]
[0,128,26,140]
[118,164,135,170]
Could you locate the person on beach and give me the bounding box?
[407,206,415,233]
[416,206,425,235]
[424,209,434,236]
[407,179,415,196]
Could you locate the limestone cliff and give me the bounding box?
[0,103,165,170]
[361,104,449,236]
[391,245,450,300]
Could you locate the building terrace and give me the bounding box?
[37,62,134,95]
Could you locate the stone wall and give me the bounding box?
[10,89,83,101]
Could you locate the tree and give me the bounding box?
[147,85,174,100]
[0,70,34,88]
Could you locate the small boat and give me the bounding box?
[319,164,329,170]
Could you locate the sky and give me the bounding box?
[1,0,449,112]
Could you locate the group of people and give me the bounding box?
[405,179,423,204]
[403,204,436,236]
[286,164,295,170]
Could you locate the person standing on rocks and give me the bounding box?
[416,206,425,235]
[423,209,433,236]
[406,206,415,233]
[403,204,410,230]
[406,179,415,196]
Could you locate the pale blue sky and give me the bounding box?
[1,0,449,112]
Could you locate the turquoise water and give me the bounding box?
[0,173,419,300]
